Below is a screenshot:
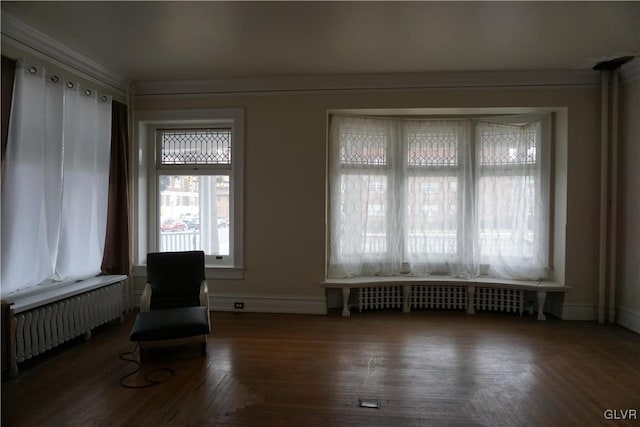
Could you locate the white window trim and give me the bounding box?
[133,109,244,279]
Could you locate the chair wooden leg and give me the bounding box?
[201,341,207,356]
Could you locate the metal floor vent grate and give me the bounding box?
[358,399,382,409]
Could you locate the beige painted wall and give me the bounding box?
[618,77,640,332]
[133,83,603,317]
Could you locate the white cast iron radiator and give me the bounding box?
[410,285,467,310]
[474,287,524,315]
[357,284,523,315]
[358,285,468,311]
[8,276,125,376]
[359,286,403,311]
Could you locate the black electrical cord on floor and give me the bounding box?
[119,344,175,389]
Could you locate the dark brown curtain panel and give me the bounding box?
[101,100,131,275]
[1,56,16,169]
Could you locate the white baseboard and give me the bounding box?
[617,307,640,334]
[210,293,327,315]
[561,304,598,321]
[133,290,327,315]
[560,304,640,332]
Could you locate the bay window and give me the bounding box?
[328,114,550,281]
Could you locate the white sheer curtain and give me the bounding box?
[476,121,547,279]
[328,116,401,277]
[328,115,548,280]
[402,119,479,279]
[1,63,112,293]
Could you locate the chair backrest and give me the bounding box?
[146,251,205,310]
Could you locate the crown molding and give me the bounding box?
[1,13,129,95]
[620,57,640,83]
[1,12,607,97]
[133,69,600,97]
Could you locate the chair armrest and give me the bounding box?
[200,280,210,330]
[140,283,152,312]
[199,281,209,308]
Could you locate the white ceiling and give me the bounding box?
[2,1,639,83]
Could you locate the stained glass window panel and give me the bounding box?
[161,129,231,165]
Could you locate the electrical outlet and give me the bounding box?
[234,302,244,309]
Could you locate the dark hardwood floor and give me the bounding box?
[2,309,640,426]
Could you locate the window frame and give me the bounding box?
[134,109,244,279]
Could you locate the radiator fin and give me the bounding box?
[359,286,403,311]
[410,285,467,310]
[474,287,523,314]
